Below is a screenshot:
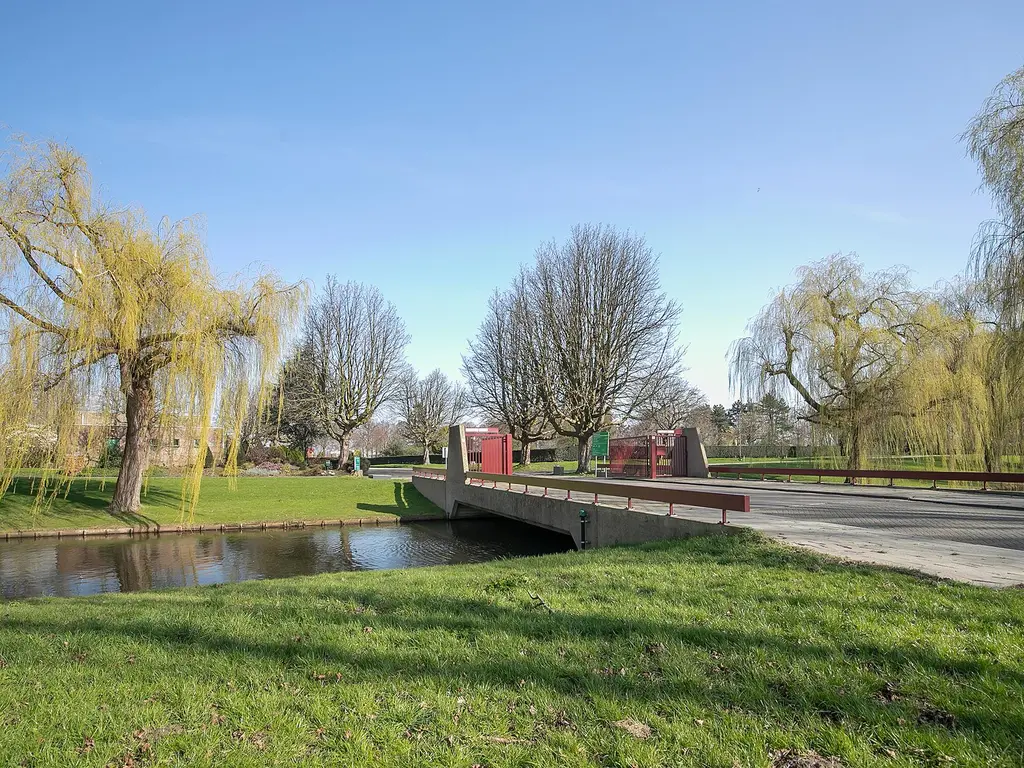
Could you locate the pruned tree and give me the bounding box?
[291,277,409,463]
[524,224,681,473]
[632,373,707,432]
[462,283,549,465]
[729,253,931,470]
[398,369,466,463]
[0,139,303,513]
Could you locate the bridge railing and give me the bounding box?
[412,468,447,480]
[709,464,1024,490]
[463,470,750,524]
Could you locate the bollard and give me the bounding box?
[579,509,589,550]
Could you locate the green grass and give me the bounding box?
[0,475,441,533]
[0,533,1021,766]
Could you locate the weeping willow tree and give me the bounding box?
[961,64,1024,470]
[963,64,1024,329]
[0,139,304,514]
[729,253,990,470]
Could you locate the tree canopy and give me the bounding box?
[0,139,303,513]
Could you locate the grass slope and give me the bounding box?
[0,533,1021,766]
[0,476,440,533]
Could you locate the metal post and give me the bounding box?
[579,509,589,550]
[721,509,727,525]
[648,435,657,480]
[668,503,674,516]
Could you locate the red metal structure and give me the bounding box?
[608,430,686,479]
[465,428,513,475]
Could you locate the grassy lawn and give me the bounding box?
[0,475,441,533]
[0,533,1020,766]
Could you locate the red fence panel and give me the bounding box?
[481,434,512,475]
[608,436,650,478]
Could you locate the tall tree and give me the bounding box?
[729,253,931,470]
[632,373,707,432]
[0,140,301,513]
[293,277,409,463]
[524,224,681,472]
[274,353,322,458]
[757,392,793,446]
[963,64,1024,336]
[462,284,549,465]
[398,370,466,464]
[710,404,732,440]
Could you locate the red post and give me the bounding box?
[648,435,657,480]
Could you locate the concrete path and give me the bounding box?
[515,474,1024,587]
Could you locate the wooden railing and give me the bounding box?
[461,471,750,524]
[709,465,1024,490]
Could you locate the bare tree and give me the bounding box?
[398,370,466,464]
[632,373,706,432]
[524,224,681,472]
[462,283,550,465]
[293,277,409,463]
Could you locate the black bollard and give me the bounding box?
[579,508,589,550]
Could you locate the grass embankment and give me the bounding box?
[0,476,440,533]
[0,533,1021,766]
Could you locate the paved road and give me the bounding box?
[367,467,414,481]
[515,473,1024,586]
[664,477,1024,551]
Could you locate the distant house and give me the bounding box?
[73,411,224,468]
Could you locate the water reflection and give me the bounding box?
[0,519,575,599]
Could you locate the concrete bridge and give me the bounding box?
[411,425,750,549]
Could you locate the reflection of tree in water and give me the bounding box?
[219,529,355,582]
[3,521,571,598]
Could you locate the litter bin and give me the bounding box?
[552,465,564,475]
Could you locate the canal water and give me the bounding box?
[0,519,575,599]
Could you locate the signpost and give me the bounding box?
[591,431,609,477]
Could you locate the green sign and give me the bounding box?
[353,455,361,471]
[590,431,609,457]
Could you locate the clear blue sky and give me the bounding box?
[3,1,1022,404]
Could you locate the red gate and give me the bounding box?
[608,432,684,478]
[466,429,513,475]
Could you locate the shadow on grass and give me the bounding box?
[2,476,182,527]
[5,536,1023,754]
[355,482,443,518]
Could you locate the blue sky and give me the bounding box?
[3,1,1022,404]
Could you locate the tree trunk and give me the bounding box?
[984,441,1003,474]
[423,442,430,464]
[521,440,532,466]
[845,424,865,482]
[576,435,591,474]
[337,435,347,470]
[110,375,154,514]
